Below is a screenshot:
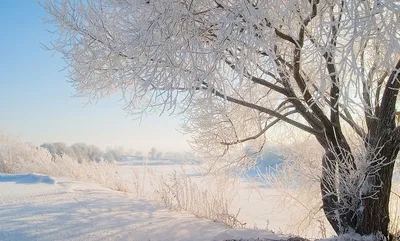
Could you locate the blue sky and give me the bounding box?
[0,1,189,152]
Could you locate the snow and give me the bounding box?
[2,159,397,240]
[116,159,333,238]
[0,173,56,185]
[0,173,284,241]
[323,233,382,241]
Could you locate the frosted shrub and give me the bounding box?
[0,134,128,192]
[0,134,240,226]
[153,170,245,228]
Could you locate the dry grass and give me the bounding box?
[0,133,129,193]
[0,134,243,228]
[152,170,245,228]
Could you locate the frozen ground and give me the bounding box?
[116,159,334,238]
[0,173,284,241]
[116,158,400,239]
[1,159,398,241]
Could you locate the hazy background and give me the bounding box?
[0,1,190,152]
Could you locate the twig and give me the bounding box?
[73,197,92,212]
[392,191,400,199]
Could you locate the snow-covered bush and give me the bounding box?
[0,134,129,192]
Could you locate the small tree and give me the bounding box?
[148,147,157,160]
[41,0,400,237]
[156,151,163,160]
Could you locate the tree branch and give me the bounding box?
[220,110,297,146]
[378,59,400,132]
[223,58,288,96]
[212,89,321,136]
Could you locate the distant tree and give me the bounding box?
[88,145,103,162]
[70,143,88,163]
[70,143,104,162]
[43,0,400,237]
[155,151,163,160]
[41,142,75,158]
[148,147,157,160]
[42,142,127,162]
[104,146,125,161]
[104,151,116,162]
[40,143,56,154]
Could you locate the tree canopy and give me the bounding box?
[41,0,400,237]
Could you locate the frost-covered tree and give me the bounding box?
[70,143,103,162]
[41,0,400,237]
[41,142,75,158]
[104,146,125,161]
[148,147,157,160]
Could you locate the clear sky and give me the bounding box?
[0,1,190,152]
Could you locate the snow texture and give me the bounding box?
[0,173,56,185]
[0,173,284,241]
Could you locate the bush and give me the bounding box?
[152,170,245,228]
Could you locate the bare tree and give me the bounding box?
[41,0,400,237]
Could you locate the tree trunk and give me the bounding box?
[321,151,341,234]
[321,138,399,238]
[355,143,398,237]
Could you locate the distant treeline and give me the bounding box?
[40,142,199,163]
[40,142,125,163]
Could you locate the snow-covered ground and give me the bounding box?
[0,173,284,241]
[116,159,334,239]
[115,158,400,239]
[1,158,398,241]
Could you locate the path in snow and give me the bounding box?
[0,173,283,241]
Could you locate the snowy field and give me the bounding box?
[0,173,283,241]
[1,154,399,240]
[116,158,334,239]
[116,158,400,239]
